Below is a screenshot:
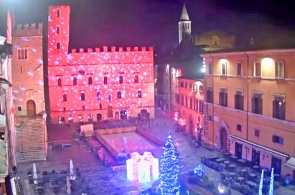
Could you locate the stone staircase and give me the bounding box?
[15,117,47,162]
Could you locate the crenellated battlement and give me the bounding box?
[12,23,43,37]
[70,46,153,54]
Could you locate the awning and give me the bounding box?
[285,157,295,169]
[230,135,289,158]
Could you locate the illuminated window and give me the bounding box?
[62,93,67,101]
[81,92,85,100]
[58,116,65,123]
[56,43,60,49]
[273,95,285,120]
[138,90,142,98]
[78,114,83,122]
[57,78,62,86]
[96,92,101,100]
[119,76,123,84]
[254,62,261,77]
[237,62,242,76]
[134,75,139,83]
[56,27,59,34]
[17,49,28,60]
[117,91,122,99]
[88,77,93,85]
[104,76,108,84]
[108,95,112,101]
[275,61,284,78]
[219,88,227,107]
[73,77,77,85]
[221,62,227,75]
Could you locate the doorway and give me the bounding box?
[271,156,282,175]
[120,110,127,119]
[252,149,260,166]
[96,113,102,121]
[107,105,113,118]
[235,142,243,159]
[220,127,228,151]
[26,100,36,116]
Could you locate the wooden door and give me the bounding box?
[26,100,36,116]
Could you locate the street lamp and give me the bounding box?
[0,78,12,89]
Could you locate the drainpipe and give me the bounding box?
[245,52,249,142]
[211,55,215,147]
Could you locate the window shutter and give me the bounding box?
[252,97,255,113]
[281,101,286,120]
[258,98,263,114]
[240,96,244,110]
[219,92,222,106]
[275,62,278,77]
[225,92,228,107]
[272,135,276,143]
[234,94,238,108]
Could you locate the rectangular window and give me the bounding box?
[185,97,188,107]
[254,62,261,77]
[272,135,284,145]
[273,96,285,120]
[195,99,199,111]
[17,49,28,60]
[237,124,242,132]
[199,101,204,113]
[138,90,142,98]
[208,116,213,121]
[221,62,227,75]
[208,63,212,74]
[17,106,22,111]
[275,61,284,78]
[234,91,244,110]
[206,88,213,103]
[81,92,85,100]
[252,94,263,115]
[56,27,59,34]
[237,62,242,76]
[190,98,192,109]
[219,89,227,107]
[254,129,260,137]
[180,82,184,87]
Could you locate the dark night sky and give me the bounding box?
[1,0,295,51]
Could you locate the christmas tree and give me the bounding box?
[159,133,180,195]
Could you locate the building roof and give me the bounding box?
[201,47,295,56]
[0,139,8,181]
[180,4,189,21]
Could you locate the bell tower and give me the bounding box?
[48,6,70,55]
[178,4,191,44]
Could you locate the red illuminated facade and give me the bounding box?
[48,6,154,123]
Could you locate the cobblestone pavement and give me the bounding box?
[16,110,295,195]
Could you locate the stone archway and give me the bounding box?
[217,120,230,151]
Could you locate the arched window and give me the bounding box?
[73,77,77,85]
[63,93,67,101]
[108,94,112,101]
[81,92,85,100]
[117,91,122,99]
[96,92,101,100]
[58,78,62,86]
[138,90,142,98]
[99,103,102,109]
[119,76,123,84]
[104,76,108,84]
[134,75,139,83]
[88,77,93,85]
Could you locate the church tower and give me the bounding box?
[178,4,191,44]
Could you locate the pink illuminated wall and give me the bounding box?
[48,6,154,123]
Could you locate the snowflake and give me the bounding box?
[36,58,43,64]
[32,48,37,52]
[37,80,44,86]
[26,71,33,76]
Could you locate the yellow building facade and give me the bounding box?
[175,77,205,138]
[201,49,295,178]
